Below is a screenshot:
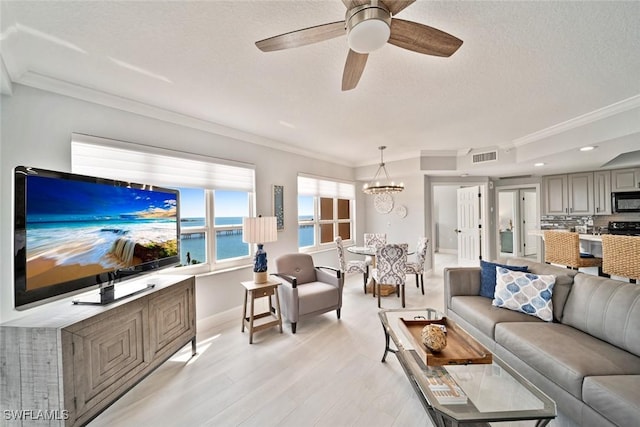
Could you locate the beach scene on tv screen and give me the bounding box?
[25,176,178,290]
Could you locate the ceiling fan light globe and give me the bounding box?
[348,19,390,53]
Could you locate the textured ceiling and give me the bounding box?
[1,1,639,177]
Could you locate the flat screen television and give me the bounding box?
[14,166,180,308]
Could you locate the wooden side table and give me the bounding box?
[240,279,283,344]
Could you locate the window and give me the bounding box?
[179,187,207,265]
[71,134,255,273]
[213,190,249,261]
[298,175,355,251]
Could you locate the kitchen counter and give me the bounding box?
[529,229,603,256]
[528,229,604,242]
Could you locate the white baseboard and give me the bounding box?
[436,249,457,255]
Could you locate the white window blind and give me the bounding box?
[298,175,355,199]
[71,134,254,191]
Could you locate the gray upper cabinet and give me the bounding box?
[612,168,640,192]
[567,172,594,215]
[543,172,594,215]
[594,171,612,215]
[543,174,569,215]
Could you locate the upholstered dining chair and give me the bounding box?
[334,237,369,293]
[372,243,408,308]
[543,230,603,275]
[405,237,428,295]
[274,253,344,333]
[601,234,640,283]
[364,233,387,266]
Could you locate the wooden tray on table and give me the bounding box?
[398,317,492,366]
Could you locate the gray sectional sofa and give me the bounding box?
[444,258,640,427]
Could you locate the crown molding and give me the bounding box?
[12,71,354,167]
[513,94,640,147]
[0,57,13,96]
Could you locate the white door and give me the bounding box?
[457,186,480,265]
[521,189,538,256]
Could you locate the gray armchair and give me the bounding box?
[273,253,344,333]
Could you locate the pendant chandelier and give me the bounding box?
[362,146,404,195]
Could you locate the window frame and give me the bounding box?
[297,175,355,253]
[71,134,256,276]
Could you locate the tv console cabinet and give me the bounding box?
[0,274,196,426]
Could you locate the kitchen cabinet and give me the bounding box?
[543,172,594,215]
[593,171,612,215]
[612,168,640,192]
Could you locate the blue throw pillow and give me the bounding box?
[479,260,529,298]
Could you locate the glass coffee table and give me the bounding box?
[379,308,556,427]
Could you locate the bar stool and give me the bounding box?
[601,235,640,283]
[543,231,603,275]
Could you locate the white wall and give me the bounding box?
[0,84,356,323]
[432,185,458,252]
[361,172,428,267]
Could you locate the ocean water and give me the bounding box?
[180,217,316,264]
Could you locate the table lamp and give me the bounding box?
[242,216,278,284]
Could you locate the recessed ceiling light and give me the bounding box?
[534,162,545,167]
[580,146,596,152]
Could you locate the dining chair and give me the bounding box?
[364,233,387,266]
[405,237,428,295]
[601,234,640,283]
[543,230,603,275]
[372,243,408,308]
[334,237,369,293]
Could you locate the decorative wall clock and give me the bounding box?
[395,205,407,218]
[374,193,394,214]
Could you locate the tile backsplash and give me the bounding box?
[541,213,640,232]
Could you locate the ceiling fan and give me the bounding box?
[255,0,463,91]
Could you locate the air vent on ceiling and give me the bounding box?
[472,151,498,164]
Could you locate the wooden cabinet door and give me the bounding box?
[568,172,594,215]
[148,278,196,361]
[612,168,640,192]
[594,171,611,215]
[543,175,568,215]
[68,300,149,421]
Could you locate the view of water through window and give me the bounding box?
[178,188,249,265]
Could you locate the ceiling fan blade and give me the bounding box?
[342,0,369,9]
[342,49,369,91]
[388,18,463,57]
[381,0,416,16]
[256,21,346,52]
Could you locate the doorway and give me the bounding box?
[496,186,539,259]
[432,183,488,268]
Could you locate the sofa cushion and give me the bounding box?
[479,260,528,298]
[450,296,541,339]
[562,273,640,356]
[495,322,640,399]
[583,375,640,427]
[505,258,576,321]
[492,268,555,321]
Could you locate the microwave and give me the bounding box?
[612,191,640,213]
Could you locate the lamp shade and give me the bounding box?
[242,216,278,244]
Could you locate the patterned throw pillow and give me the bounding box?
[479,260,529,299]
[492,267,556,322]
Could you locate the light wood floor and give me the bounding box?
[90,255,458,427]
[91,254,563,427]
